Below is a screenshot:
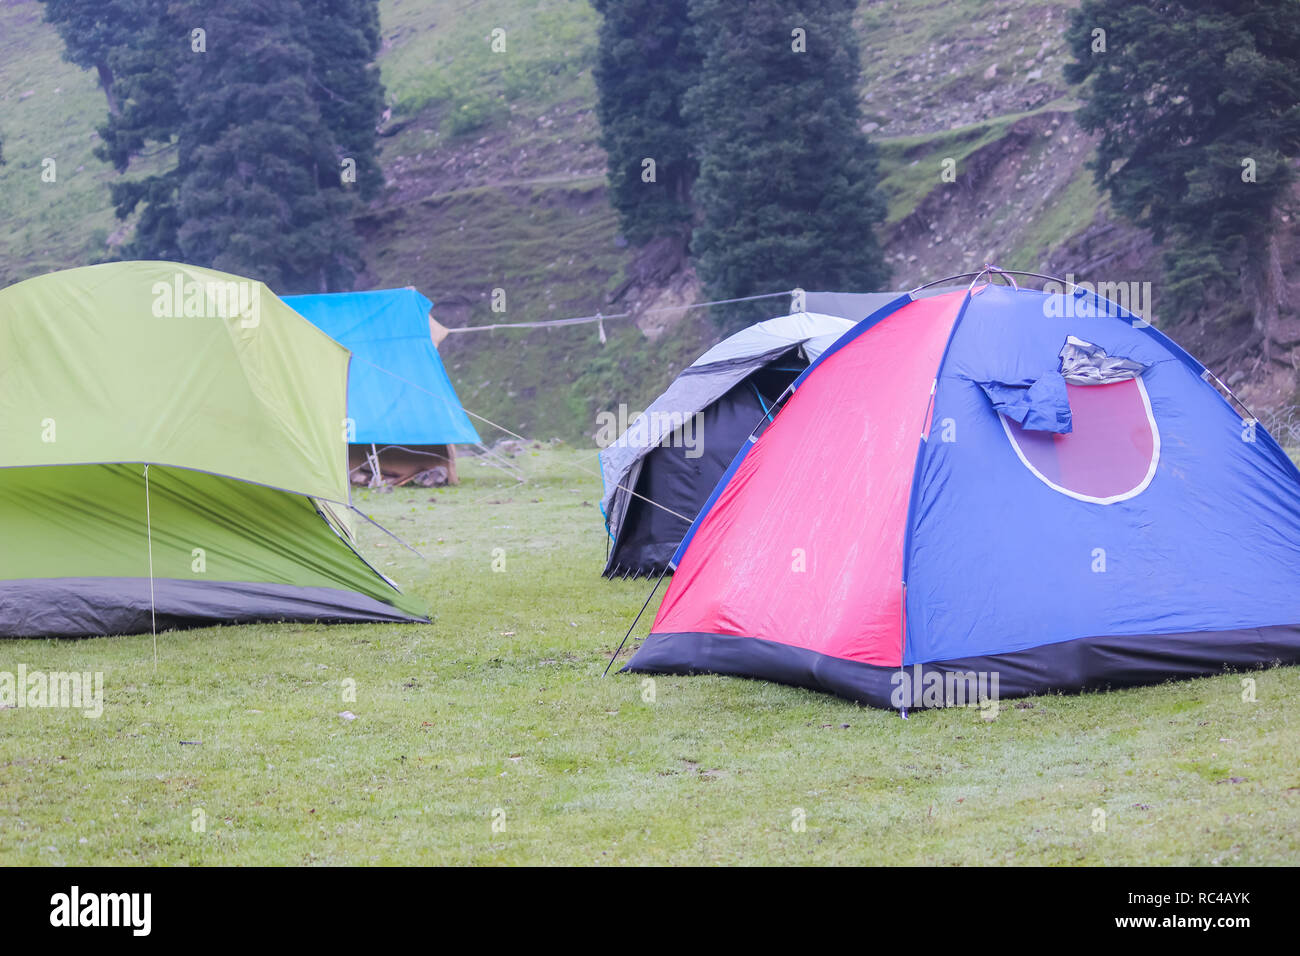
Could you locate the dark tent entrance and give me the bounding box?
[600,311,855,579]
[607,356,807,577]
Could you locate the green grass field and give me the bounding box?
[2,447,1298,866]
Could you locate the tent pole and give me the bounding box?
[909,268,1062,296]
[143,464,158,671]
[604,562,671,677]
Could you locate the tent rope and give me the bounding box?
[469,441,528,479]
[347,504,426,559]
[351,356,694,525]
[143,464,158,671]
[441,289,795,335]
[345,288,801,550]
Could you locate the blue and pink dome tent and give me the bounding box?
[624,274,1300,708]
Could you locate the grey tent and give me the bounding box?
[803,288,963,321]
[599,311,854,577]
[802,290,904,323]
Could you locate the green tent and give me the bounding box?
[0,261,429,637]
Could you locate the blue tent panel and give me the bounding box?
[904,284,1300,664]
[284,289,480,446]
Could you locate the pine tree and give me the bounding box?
[37,0,154,116]
[300,0,387,200]
[41,0,386,290]
[91,1,187,260]
[591,0,700,248]
[171,0,363,292]
[40,0,182,255]
[684,0,888,330]
[1066,0,1300,341]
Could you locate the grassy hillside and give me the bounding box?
[362,0,706,444]
[1,0,1294,440]
[3,448,1297,865]
[362,0,1116,443]
[0,0,130,280]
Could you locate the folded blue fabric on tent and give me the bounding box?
[979,370,1073,433]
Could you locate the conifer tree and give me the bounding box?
[684,0,889,329]
[171,0,362,291]
[40,0,387,290]
[37,0,153,116]
[591,0,700,248]
[300,0,387,200]
[1066,0,1300,339]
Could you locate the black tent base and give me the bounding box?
[0,577,428,638]
[623,625,1300,710]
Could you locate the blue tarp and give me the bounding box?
[284,289,480,446]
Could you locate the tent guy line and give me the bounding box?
[351,354,697,526]
[143,464,158,670]
[439,289,796,334]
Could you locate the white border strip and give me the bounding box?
[998,378,1160,505]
